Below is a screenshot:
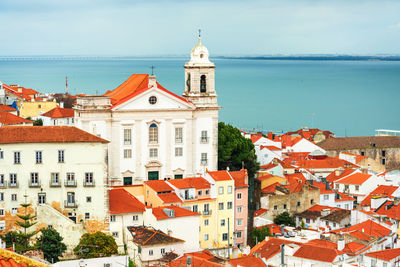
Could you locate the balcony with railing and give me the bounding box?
[64,180,77,187]
[202,210,212,216]
[83,180,95,187]
[29,180,41,188]
[64,200,78,208]
[49,180,61,187]
[8,181,19,188]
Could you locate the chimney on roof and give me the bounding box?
[267,132,273,140]
[280,244,285,266]
[148,75,157,88]
[60,101,64,108]
[325,182,330,191]
[321,208,331,217]
[337,238,345,251]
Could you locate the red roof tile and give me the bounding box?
[313,181,335,194]
[306,239,337,249]
[0,126,108,144]
[260,163,278,170]
[229,170,248,188]
[167,177,210,190]
[375,201,400,220]
[342,242,369,255]
[251,134,263,144]
[360,185,398,207]
[0,105,16,112]
[326,168,356,183]
[207,170,232,181]
[41,106,74,118]
[261,145,281,151]
[109,188,145,214]
[157,193,182,204]
[0,112,32,125]
[257,173,274,181]
[334,191,355,202]
[145,180,173,193]
[166,253,225,267]
[254,208,268,217]
[293,244,340,263]
[261,182,281,194]
[152,205,200,220]
[250,237,301,260]
[229,255,266,267]
[331,220,391,239]
[293,157,357,170]
[365,248,400,261]
[335,172,373,185]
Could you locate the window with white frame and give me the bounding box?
[237,192,242,199]
[218,203,224,210]
[161,248,165,255]
[218,186,224,195]
[221,219,225,226]
[149,148,158,158]
[237,219,243,226]
[0,209,4,216]
[324,194,329,200]
[10,173,17,187]
[192,205,198,213]
[149,250,153,256]
[204,234,209,241]
[124,128,132,145]
[227,202,233,209]
[175,127,183,143]
[237,206,242,213]
[124,149,132,158]
[175,147,183,157]
[222,233,228,241]
[11,208,17,214]
[110,215,116,222]
[85,213,90,220]
[51,173,59,185]
[0,174,4,186]
[227,186,232,194]
[85,172,94,185]
[204,219,209,226]
[14,151,20,164]
[11,194,17,201]
[149,123,158,143]
[237,231,242,238]
[201,130,208,143]
[133,215,138,221]
[30,173,39,186]
[112,232,118,238]
[35,151,42,164]
[201,153,207,165]
[58,150,65,163]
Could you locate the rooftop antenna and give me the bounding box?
[150,66,155,76]
[198,29,201,43]
[65,76,68,94]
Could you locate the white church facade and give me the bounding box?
[75,37,220,184]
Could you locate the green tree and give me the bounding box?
[36,228,67,263]
[74,231,118,258]
[15,195,37,252]
[300,219,306,229]
[273,212,295,227]
[251,225,272,245]
[218,122,259,209]
[33,118,43,126]
[0,231,25,252]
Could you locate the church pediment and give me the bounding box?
[113,87,195,111]
[145,160,163,168]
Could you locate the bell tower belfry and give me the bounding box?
[183,31,218,108]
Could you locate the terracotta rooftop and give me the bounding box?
[312,181,335,194]
[145,180,173,193]
[342,242,370,256]
[229,169,248,188]
[207,170,232,181]
[360,185,398,207]
[167,177,210,190]
[229,255,265,267]
[127,226,184,246]
[375,200,400,220]
[250,237,300,260]
[335,172,373,185]
[326,168,356,183]
[291,157,357,170]
[296,205,349,222]
[320,136,400,150]
[259,163,278,170]
[0,105,16,112]
[365,247,400,261]
[254,208,268,217]
[166,251,226,267]
[0,248,48,267]
[293,244,340,263]
[0,126,108,144]
[152,205,200,220]
[109,189,145,214]
[334,191,355,202]
[330,220,391,239]
[306,239,337,249]
[0,112,32,125]
[41,106,74,118]
[157,192,182,204]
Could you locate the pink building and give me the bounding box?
[230,169,249,247]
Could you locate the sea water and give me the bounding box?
[0,57,399,136]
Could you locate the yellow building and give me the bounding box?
[19,100,57,118]
[205,171,235,249]
[257,174,287,190]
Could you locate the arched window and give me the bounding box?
[186,73,191,92]
[149,123,158,143]
[200,75,206,93]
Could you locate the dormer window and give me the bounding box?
[200,75,206,93]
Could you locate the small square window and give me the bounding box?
[11,208,18,214]
[227,186,232,194]
[204,219,209,226]
[221,219,225,226]
[219,187,224,195]
[297,202,301,207]
[110,215,116,222]
[112,232,118,238]
[149,148,158,158]
[85,213,90,220]
[218,203,224,210]
[198,190,202,196]
[86,196,92,203]
[227,202,233,209]
[237,193,242,199]
[237,206,242,213]
[0,151,3,159]
[204,234,209,241]
[205,189,210,195]
[283,204,287,209]
[0,209,4,216]
[0,193,3,201]
[161,248,165,255]
[133,215,138,221]
[124,149,132,158]
[11,194,17,201]
[149,249,153,256]
[175,147,183,157]
[222,233,228,241]
[274,205,278,210]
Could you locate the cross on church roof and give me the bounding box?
[150,66,155,76]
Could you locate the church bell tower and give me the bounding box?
[183,31,218,108]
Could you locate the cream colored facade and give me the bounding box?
[0,141,109,253]
[75,38,220,184]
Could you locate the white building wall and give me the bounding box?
[320,193,335,207]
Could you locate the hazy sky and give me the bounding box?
[1,0,400,56]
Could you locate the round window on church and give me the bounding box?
[149,96,157,105]
[200,54,204,58]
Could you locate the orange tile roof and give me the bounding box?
[250,134,263,144]
[259,163,278,170]
[360,185,398,207]
[166,254,225,267]
[326,168,356,183]
[250,237,301,260]
[229,170,248,188]
[375,201,400,220]
[331,220,391,239]
[0,126,108,144]
[293,157,357,170]
[365,248,400,261]
[261,145,281,151]
[254,208,268,217]
[167,177,210,190]
[257,173,274,181]
[152,205,200,220]
[313,181,335,194]
[342,242,369,255]
[261,182,281,194]
[306,239,337,249]
[0,248,47,267]
[0,105,16,112]
[145,180,173,193]
[128,226,184,246]
[207,170,232,181]
[284,173,308,193]
[293,244,340,263]
[335,172,373,185]
[157,192,182,204]
[229,255,265,267]
[0,112,32,125]
[104,74,188,108]
[334,191,355,202]
[41,106,74,118]
[109,188,145,214]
